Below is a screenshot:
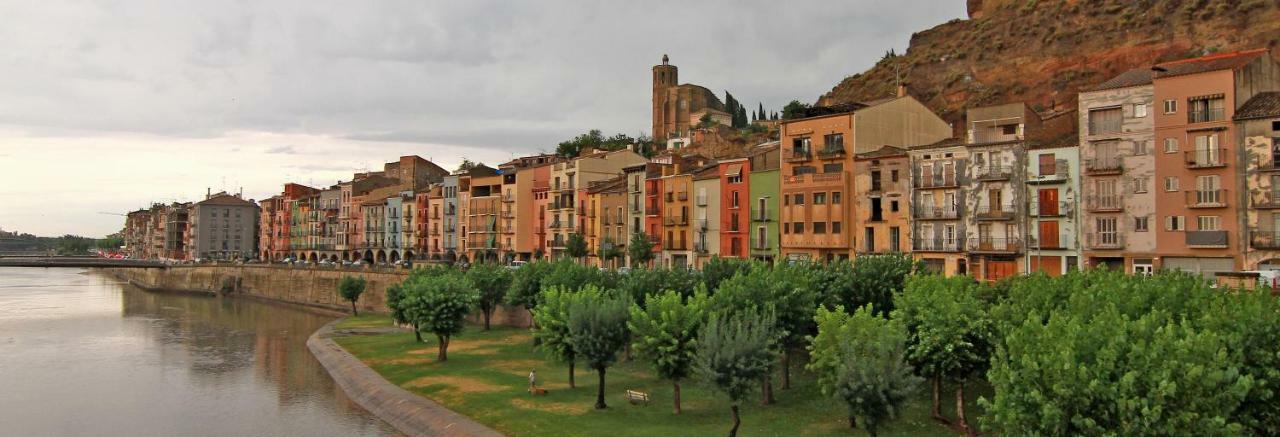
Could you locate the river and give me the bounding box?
[0,267,396,436]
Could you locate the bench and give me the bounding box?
[624,390,650,405]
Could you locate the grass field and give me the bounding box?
[333,315,988,436]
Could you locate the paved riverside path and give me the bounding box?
[307,319,503,437]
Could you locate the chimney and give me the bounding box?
[206,187,211,199]
[897,83,908,98]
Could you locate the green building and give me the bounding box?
[747,142,780,262]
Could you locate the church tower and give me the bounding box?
[652,54,678,141]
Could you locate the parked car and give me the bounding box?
[506,260,528,270]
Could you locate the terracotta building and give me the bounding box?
[852,146,910,255]
[718,158,750,259]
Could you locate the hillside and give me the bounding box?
[820,0,1280,137]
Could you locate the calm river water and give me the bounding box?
[0,268,396,436]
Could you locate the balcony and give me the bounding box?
[695,219,708,230]
[1085,195,1123,212]
[751,208,773,222]
[502,193,515,203]
[677,191,689,201]
[1027,233,1073,250]
[1250,229,1280,249]
[968,237,1021,253]
[648,234,661,244]
[501,210,515,218]
[810,172,845,185]
[1085,233,1124,250]
[975,165,1013,181]
[784,149,812,162]
[974,203,1017,220]
[1184,148,1227,169]
[1252,191,1280,209]
[549,221,564,229]
[1188,108,1225,124]
[817,147,846,159]
[695,194,707,206]
[1028,201,1070,217]
[1084,158,1123,175]
[914,206,959,220]
[1256,156,1280,172]
[1027,160,1071,184]
[913,174,959,189]
[912,237,961,252]
[645,204,660,216]
[694,241,709,253]
[664,215,688,226]
[1186,189,1228,209]
[631,203,642,214]
[1186,230,1229,248]
[750,235,772,251]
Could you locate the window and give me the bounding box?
[1134,140,1149,155]
[1134,216,1149,232]
[794,166,817,175]
[1164,177,1179,192]
[1097,217,1118,245]
[891,170,899,182]
[783,195,789,206]
[793,222,805,234]
[889,227,900,252]
[1134,176,1149,193]
[1038,153,1057,176]
[813,193,826,205]
[813,222,827,234]
[891,200,899,212]
[793,193,805,205]
[1164,99,1177,114]
[792,137,811,155]
[1274,120,1280,131]
[832,192,842,204]
[1001,124,1018,135]
[1188,96,1225,123]
[1165,215,1185,231]
[1134,103,1148,118]
[731,191,740,208]
[783,222,790,234]
[823,163,844,173]
[832,222,842,234]
[1197,216,1219,231]
[1164,137,1178,153]
[1088,108,1122,135]
[823,133,844,152]
[870,170,882,191]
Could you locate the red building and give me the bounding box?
[718,158,750,258]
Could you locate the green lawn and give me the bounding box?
[333,316,987,436]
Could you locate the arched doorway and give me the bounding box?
[956,258,968,276]
[376,250,387,263]
[363,250,374,263]
[389,251,401,263]
[342,252,351,262]
[329,254,338,263]
[308,252,318,263]
[404,250,415,261]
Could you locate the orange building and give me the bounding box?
[718,158,750,258]
[853,146,911,255]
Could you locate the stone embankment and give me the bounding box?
[103,265,532,327]
[307,320,502,437]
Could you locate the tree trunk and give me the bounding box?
[672,380,682,415]
[931,375,949,423]
[761,374,774,405]
[849,416,857,428]
[594,367,607,410]
[568,360,576,389]
[437,335,449,361]
[729,404,741,437]
[351,300,358,316]
[483,307,492,331]
[956,382,971,435]
[413,325,422,343]
[781,349,791,390]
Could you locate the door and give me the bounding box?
[989,189,1002,215]
[1039,220,1059,249]
[985,260,1017,281]
[1038,189,1059,216]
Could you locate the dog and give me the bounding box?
[529,386,548,396]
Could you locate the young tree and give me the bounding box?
[337,276,367,316]
[542,258,602,292]
[700,256,753,293]
[568,286,631,409]
[401,272,478,361]
[714,263,817,397]
[696,309,776,437]
[893,275,990,430]
[628,232,655,267]
[597,237,624,269]
[532,285,579,388]
[629,288,708,414]
[565,233,588,261]
[808,305,921,436]
[385,282,422,342]
[465,262,512,330]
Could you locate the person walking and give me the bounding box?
[528,369,537,394]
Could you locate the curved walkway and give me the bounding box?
[307,319,503,437]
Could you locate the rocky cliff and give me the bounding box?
[821,0,1280,132]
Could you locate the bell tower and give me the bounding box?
[652,54,678,141]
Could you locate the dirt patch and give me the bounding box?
[509,397,591,415]
[406,375,506,393]
[365,356,439,367]
[486,359,545,375]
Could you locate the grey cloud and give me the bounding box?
[265,145,298,154]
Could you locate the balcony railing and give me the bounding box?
[912,237,961,252]
[913,174,959,189]
[975,165,1013,181]
[784,149,812,162]
[694,241,709,253]
[1084,158,1123,175]
[664,215,688,226]
[1186,189,1228,208]
[645,205,660,216]
[750,208,773,221]
[1250,229,1280,249]
[1085,232,1124,249]
[1256,156,1280,172]
[1188,108,1225,124]
[1186,230,1229,248]
[968,237,1021,253]
[817,147,846,159]
[914,206,959,220]
[695,194,707,206]
[1184,148,1227,169]
[1252,191,1280,209]
[1028,201,1070,217]
[974,203,1017,220]
[648,235,661,244]
[1027,233,1073,250]
[811,172,844,183]
[750,235,772,251]
[1085,195,1123,212]
[677,191,688,201]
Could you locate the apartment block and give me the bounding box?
[852,146,909,255]
[963,103,1036,282]
[748,142,781,262]
[909,139,969,275]
[1237,92,1280,269]
[718,158,749,259]
[692,165,721,266]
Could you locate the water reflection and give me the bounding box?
[0,268,395,436]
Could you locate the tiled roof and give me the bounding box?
[1234,92,1280,121]
[1088,67,1153,92]
[855,145,907,159]
[1152,49,1269,79]
[197,194,256,208]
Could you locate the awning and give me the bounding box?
[724,164,743,177]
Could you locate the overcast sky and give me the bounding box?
[0,0,965,237]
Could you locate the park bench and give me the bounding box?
[624,390,650,405]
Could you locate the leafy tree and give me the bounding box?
[543,258,602,292]
[892,275,991,430]
[568,286,631,409]
[565,233,588,260]
[628,232,655,267]
[710,263,817,401]
[96,235,124,250]
[554,130,635,158]
[700,256,754,293]
[465,262,511,330]
[808,305,921,435]
[781,100,811,120]
[455,158,479,173]
[385,282,422,342]
[696,308,776,437]
[532,285,579,388]
[629,288,708,414]
[400,272,478,361]
[506,260,551,311]
[697,113,716,129]
[55,234,94,255]
[597,237,624,269]
[758,102,766,122]
[814,255,918,315]
[337,276,367,316]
